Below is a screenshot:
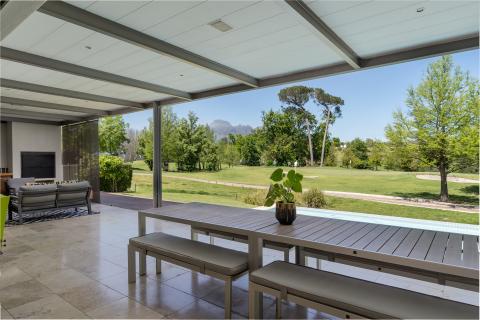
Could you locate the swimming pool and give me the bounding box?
[257,206,479,236]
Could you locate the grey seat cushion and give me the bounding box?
[130,232,248,276]
[57,181,90,205]
[250,261,478,319]
[7,177,35,194]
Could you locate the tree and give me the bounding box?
[347,138,369,169]
[278,86,315,165]
[312,88,344,167]
[138,106,180,171]
[386,55,479,201]
[367,139,385,171]
[237,133,261,166]
[124,128,141,162]
[99,116,129,155]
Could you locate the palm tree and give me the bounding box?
[312,88,344,167]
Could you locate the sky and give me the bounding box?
[124,50,479,141]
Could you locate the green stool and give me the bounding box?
[0,195,9,252]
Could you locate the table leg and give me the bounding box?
[138,213,147,275]
[248,235,263,318]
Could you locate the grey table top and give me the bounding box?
[139,202,479,281]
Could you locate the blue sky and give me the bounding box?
[124,49,479,141]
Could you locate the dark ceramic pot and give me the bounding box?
[275,202,296,225]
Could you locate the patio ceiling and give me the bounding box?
[0,0,478,125]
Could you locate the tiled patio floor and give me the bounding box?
[1,204,477,319]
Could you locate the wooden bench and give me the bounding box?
[128,232,249,318]
[249,261,478,319]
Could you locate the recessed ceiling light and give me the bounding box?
[208,19,233,32]
[85,45,92,50]
[179,74,184,77]
[416,7,424,13]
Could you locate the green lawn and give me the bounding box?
[130,161,479,205]
[124,169,478,225]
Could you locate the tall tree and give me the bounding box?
[278,86,315,165]
[99,115,129,156]
[386,55,479,201]
[312,88,344,167]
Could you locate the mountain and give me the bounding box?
[209,120,253,140]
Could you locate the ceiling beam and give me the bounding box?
[0,46,192,100]
[0,116,62,126]
[149,35,479,108]
[1,96,109,116]
[0,78,145,110]
[0,0,46,41]
[283,0,360,69]
[39,1,259,88]
[0,107,85,121]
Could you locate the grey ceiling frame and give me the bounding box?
[0,46,192,100]
[113,34,477,113]
[284,0,360,69]
[0,78,145,110]
[0,0,46,41]
[0,116,62,126]
[39,1,259,88]
[0,107,85,122]
[1,96,109,116]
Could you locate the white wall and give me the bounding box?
[10,122,63,180]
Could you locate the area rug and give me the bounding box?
[6,208,99,226]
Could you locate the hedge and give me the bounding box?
[99,155,132,192]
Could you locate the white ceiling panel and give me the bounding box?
[0,60,171,103]
[0,104,88,116]
[0,88,124,111]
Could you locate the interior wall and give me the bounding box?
[10,122,63,179]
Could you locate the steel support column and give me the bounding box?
[153,103,162,208]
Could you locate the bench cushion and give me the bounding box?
[250,261,478,319]
[130,232,248,276]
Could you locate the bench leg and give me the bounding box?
[156,259,162,274]
[210,235,214,245]
[139,251,147,276]
[295,246,305,266]
[128,245,136,283]
[224,277,232,319]
[191,228,198,241]
[248,281,258,319]
[283,248,289,262]
[276,297,282,319]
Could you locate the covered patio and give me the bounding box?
[1,0,479,319]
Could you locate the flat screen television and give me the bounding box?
[21,152,55,178]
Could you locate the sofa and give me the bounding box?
[8,180,92,224]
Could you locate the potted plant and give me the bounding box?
[264,168,303,225]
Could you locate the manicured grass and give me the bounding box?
[124,171,478,224]
[130,161,479,205]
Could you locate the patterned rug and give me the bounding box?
[6,208,99,226]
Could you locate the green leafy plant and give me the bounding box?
[264,168,303,206]
[99,155,132,192]
[302,188,327,208]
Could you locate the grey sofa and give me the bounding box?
[8,180,92,224]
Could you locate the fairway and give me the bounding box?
[132,161,479,205]
[125,162,478,225]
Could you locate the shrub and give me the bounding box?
[99,155,132,192]
[243,189,268,206]
[302,188,327,208]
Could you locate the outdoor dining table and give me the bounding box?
[138,202,479,314]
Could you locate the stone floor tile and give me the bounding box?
[0,279,52,309]
[36,268,97,294]
[169,299,245,319]
[59,282,126,313]
[7,294,88,319]
[1,306,14,319]
[0,266,33,289]
[86,297,164,319]
[162,271,224,298]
